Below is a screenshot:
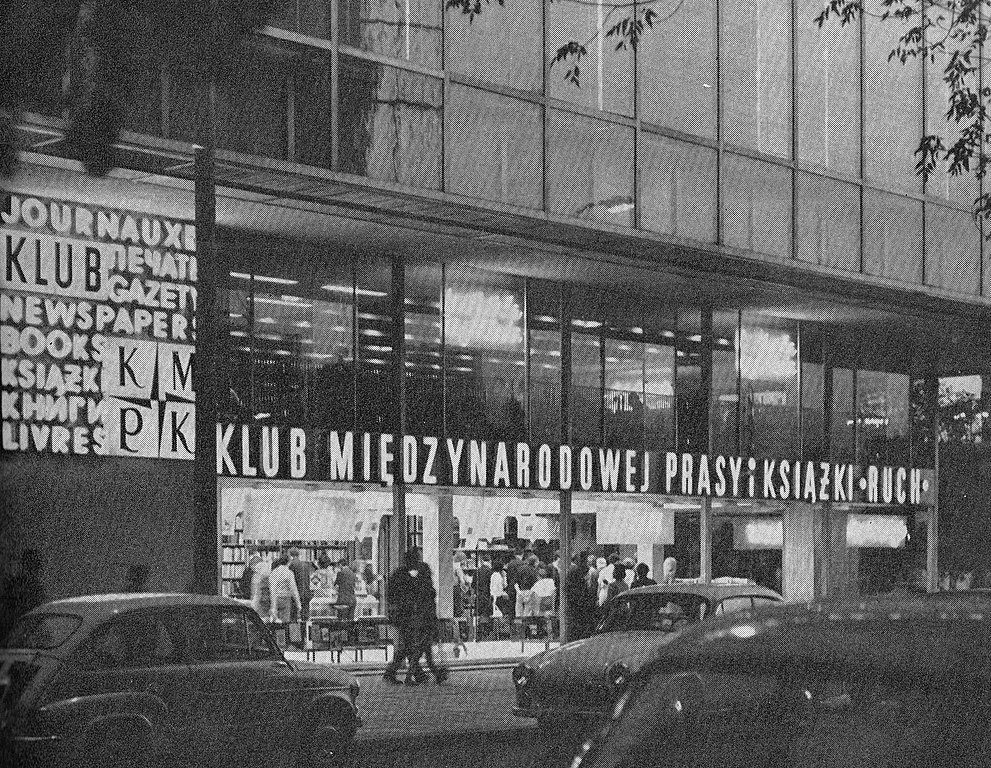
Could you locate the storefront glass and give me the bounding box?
[739,313,799,459]
[528,281,563,445]
[712,502,784,594]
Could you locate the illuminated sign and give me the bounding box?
[444,288,523,349]
[216,424,936,506]
[846,513,908,548]
[1,195,196,459]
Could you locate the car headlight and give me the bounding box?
[607,662,631,691]
[513,662,534,688]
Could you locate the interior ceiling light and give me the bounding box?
[662,330,676,338]
[273,349,291,356]
[230,272,298,285]
[322,284,388,298]
[364,344,392,353]
[361,329,386,337]
[254,296,312,308]
[295,321,313,329]
[572,319,602,329]
[229,312,243,319]
[256,333,281,341]
[229,330,247,337]
[534,314,558,323]
[364,358,387,365]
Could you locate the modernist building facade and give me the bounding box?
[2,1,989,622]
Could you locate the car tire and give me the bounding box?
[299,721,353,768]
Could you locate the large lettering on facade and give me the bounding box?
[217,424,937,506]
[1,195,196,459]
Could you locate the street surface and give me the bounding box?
[351,667,590,768]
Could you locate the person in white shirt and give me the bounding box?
[598,554,620,606]
[490,563,508,617]
[531,567,556,616]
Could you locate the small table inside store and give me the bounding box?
[305,615,392,662]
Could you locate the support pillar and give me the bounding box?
[699,498,713,584]
[558,491,573,641]
[436,494,455,620]
[783,503,816,602]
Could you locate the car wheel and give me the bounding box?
[300,722,353,768]
[83,724,154,768]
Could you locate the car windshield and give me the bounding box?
[579,663,991,768]
[597,593,708,633]
[3,613,82,649]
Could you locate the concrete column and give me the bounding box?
[783,503,816,602]
[700,498,713,583]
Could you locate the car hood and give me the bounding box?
[531,630,676,680]
[291,660,356,689]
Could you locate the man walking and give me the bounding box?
[383,549,447,685]
[287,547,314,622]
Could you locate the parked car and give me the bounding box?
[512,581,782,729]
[0,594,361,768]
[571,596,991,768]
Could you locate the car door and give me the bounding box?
[59,609,195,760]
[181,605,299,761]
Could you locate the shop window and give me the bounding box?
[355,259,394,435]
[445,0,542,92]
[338,56,443,190]
[676,308,706,453]
[712,310,739,456]
[444,265,527,442]
[406,261,444,437]
[339,0,442,68]
[795,0,860,175]
[637,0,716,137]
[529,281,563,445]
[639,134,717,243]
[446,85,543,211]
[548,110,635,227]
[571,331,603,446]
[294,48,332,169]
[831,368,856,463]
[711,506,783,594]
[801,324,826,462]
[739,313,799,460]
[721,0,791,158]
[547,0,634,116]
[857,370,910,466]
[603,337,645,450]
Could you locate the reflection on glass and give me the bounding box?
[604,338,645,450]
[445,0,542,91]
[446,85,543,209]
[444,266,527,442]
[644,344,675,451]
[831,368,855,462]
[339,56,442,189]
[713,512,783,592]
[801,325,825,461]
[795,172,860,272]
[356,259,394,434]
[712,311,738,456]
[572,331,603,446]
[721,154,792,259]
[857,370,910,466]
[924,204,981,295]
[638,0,716,136]
[294,49,332,168]
[338,0,441,67]
[548,110,634,226]
[863,190,923,282]
[529,282,562,445]
[548,0,634,115]
[721,0,791,157]
[676,308,705,453]
[215,39,289,159]
[739,314,799,459]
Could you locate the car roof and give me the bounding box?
[31,593,245,621]
[624,582,783,601]
[643,596,991,681]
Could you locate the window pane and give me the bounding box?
[801,324,825,462]
[446,86,542,210]
[548,2,633,115]
[445,0,542,91]
[339,56,442,190]
[857,370,910,466]
[639,134,716,243]
[796,0,860,174]
[294,49,332,169]
[924,204,980,295]
[795,172,860,272]
[571,329,603,446]
[637,0,716,137]
[548,110,634,226]
[339,0,441,68]
[445,266,527,442]
[356,259,394,434]
[739,314,799,459]
[644,342,676,452]
[863,190,923,283]
[831,368,855,463]
[676,308,705,453]
[721,155,792,258]
[406,261,444,437]
[721,0,791,157]
[865,11,922,191]
[216,40,290,159]
[604,338,645,450]
[712,310,739,456]
[529,282,562,445]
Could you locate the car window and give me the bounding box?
[3,613,82,649]
[72,610,184,670]
[599,594,708,633]
[185,607,279,662]
[715,596,753,615]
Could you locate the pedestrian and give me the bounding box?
[287,547,315,622]
[564,552,591,642]
[413,559,449,684]
[661,556,678,585]
[491,560,511,618]
[269,554,302,624]
[598,553,620,606]
[606,563,629,604]
[532,566,556,617]
[453,552,469,618]
[630,562,657,590]
[517,554,539,617]
[250,557,273,620]
[334,559,357,621]
[475,555,494,638]
[504,548,524,619]
[238,554,261,600]
[383,549,448,685]
[0,549,46,642]
[622,558,636,587]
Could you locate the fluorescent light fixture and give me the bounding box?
[534,314,558,323]
[273,349,291,356]
[572,319,602,329]
[295,321,312,329]
[629,327,644,334]
[229,312,243,319]
[256,333,281,341]
[358,312,387,321]
[230,272,298,285]
[254,412,271,420]
[361,329,386,337]
[229,330,247,337]
[256,317,276,325]
[452,366,473,373]
[607,201,635,214]
[255,296,312,308]
[364,357,387,365]
[662,330,676,338]
[364,344,392,353]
